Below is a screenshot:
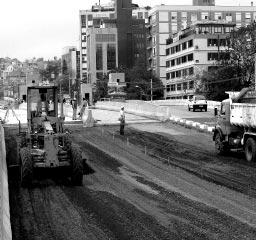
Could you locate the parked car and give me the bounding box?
[188,95,207,112]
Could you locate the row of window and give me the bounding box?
[166,67,194,80]
[208,52,230,61]
[96,34,116,42]
[166,40,193,55]
[208,38,229,47]
[166,53,194,68]
[166,81,194,92]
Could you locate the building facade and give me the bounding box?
[147,3,256,97]
[79,0,148,103]
[165,21,235,99]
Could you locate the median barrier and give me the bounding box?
[0,123,12,240]
[95,101,170,121]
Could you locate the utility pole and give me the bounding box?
[150,79,153,101]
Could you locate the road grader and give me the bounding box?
[16,85,83,186]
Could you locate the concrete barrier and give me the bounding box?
[151,99,221,109]
[0,123,12,240]
[95,101,170,121]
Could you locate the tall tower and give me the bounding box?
[193,0,215,6]
[115,0,133,68]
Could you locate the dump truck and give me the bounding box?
[16,85,84,186]
[213,88,256,162]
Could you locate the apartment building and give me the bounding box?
[165,21,235,99]
[147,1,256,97]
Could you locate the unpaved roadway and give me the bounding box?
[6,122,256,240]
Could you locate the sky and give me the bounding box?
[0,0,253,61]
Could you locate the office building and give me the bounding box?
[147,2,256,97]
[79,0,148,103]
[165,21,235,99]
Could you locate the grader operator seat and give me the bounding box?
[27,86,61,134]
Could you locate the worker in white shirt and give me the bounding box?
[119,106,125,135]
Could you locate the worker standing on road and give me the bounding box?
[119,106,125,135]
[71,98,77,120]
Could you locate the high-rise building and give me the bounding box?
[147,3,256,97]
[79,0,148,103]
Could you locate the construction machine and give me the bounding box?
[17,85,83,186]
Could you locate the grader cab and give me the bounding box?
[18,85,83,186]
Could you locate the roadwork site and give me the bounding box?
[5,122,256,240]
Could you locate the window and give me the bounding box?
[189,81,194,89]
[171,72,175,79]
[236,12,241,21]
[176,71,181,78]
[166,48,170,55]
[175,44,181,52]
[245,12,251,21]
[81,15,86,27]
[215,12,222,20]
[171,59,175,66]
[107,44,116,70]
[208,52,218,61]
[176,58,181,65]
[177,83,182,90]
[159,12,169,21]
[188,53,193,61]
[181,55,187,63]
[189,67,194,75]
[183,82,188,90]
[96,34,116,42]
[191,13,197,23]
[214,27,222,33]
[188,39,193,48]
[96,44,103,70]
[171,84,175,91]
[182,42,187,50]
[166,61,170,67]
[96,72,103,80]
[166,73,170,80]
[138,12,143,19]
[182,69,188,76]
[171,23,178,32]
[166,85,170,92]
[201,12,208,20]
[171,12,177,20]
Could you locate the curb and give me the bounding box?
[169,115,214,135]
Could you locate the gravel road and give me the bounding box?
[6,122,256,240]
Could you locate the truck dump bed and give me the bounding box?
[230,89,256,128]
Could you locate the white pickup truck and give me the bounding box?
[213,88,256,162]
[188,95,207,112]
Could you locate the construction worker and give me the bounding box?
[71,98,77,120]
[119,106,125,135]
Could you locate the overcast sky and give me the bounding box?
[0,0,252,61]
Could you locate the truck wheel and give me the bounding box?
[245,138,256,162]
[193,107,195,112]
[205,107,207,112]
[20,147,33,187]
[71,144,83,185]
[215,133,227,155]
[188,105,190,111]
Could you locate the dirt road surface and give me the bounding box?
[6,122,256,240]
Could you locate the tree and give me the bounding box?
[226,23,256,86]
[94,76,108,101]
[197,23,256,100]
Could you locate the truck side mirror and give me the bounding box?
[214,107,218,116]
